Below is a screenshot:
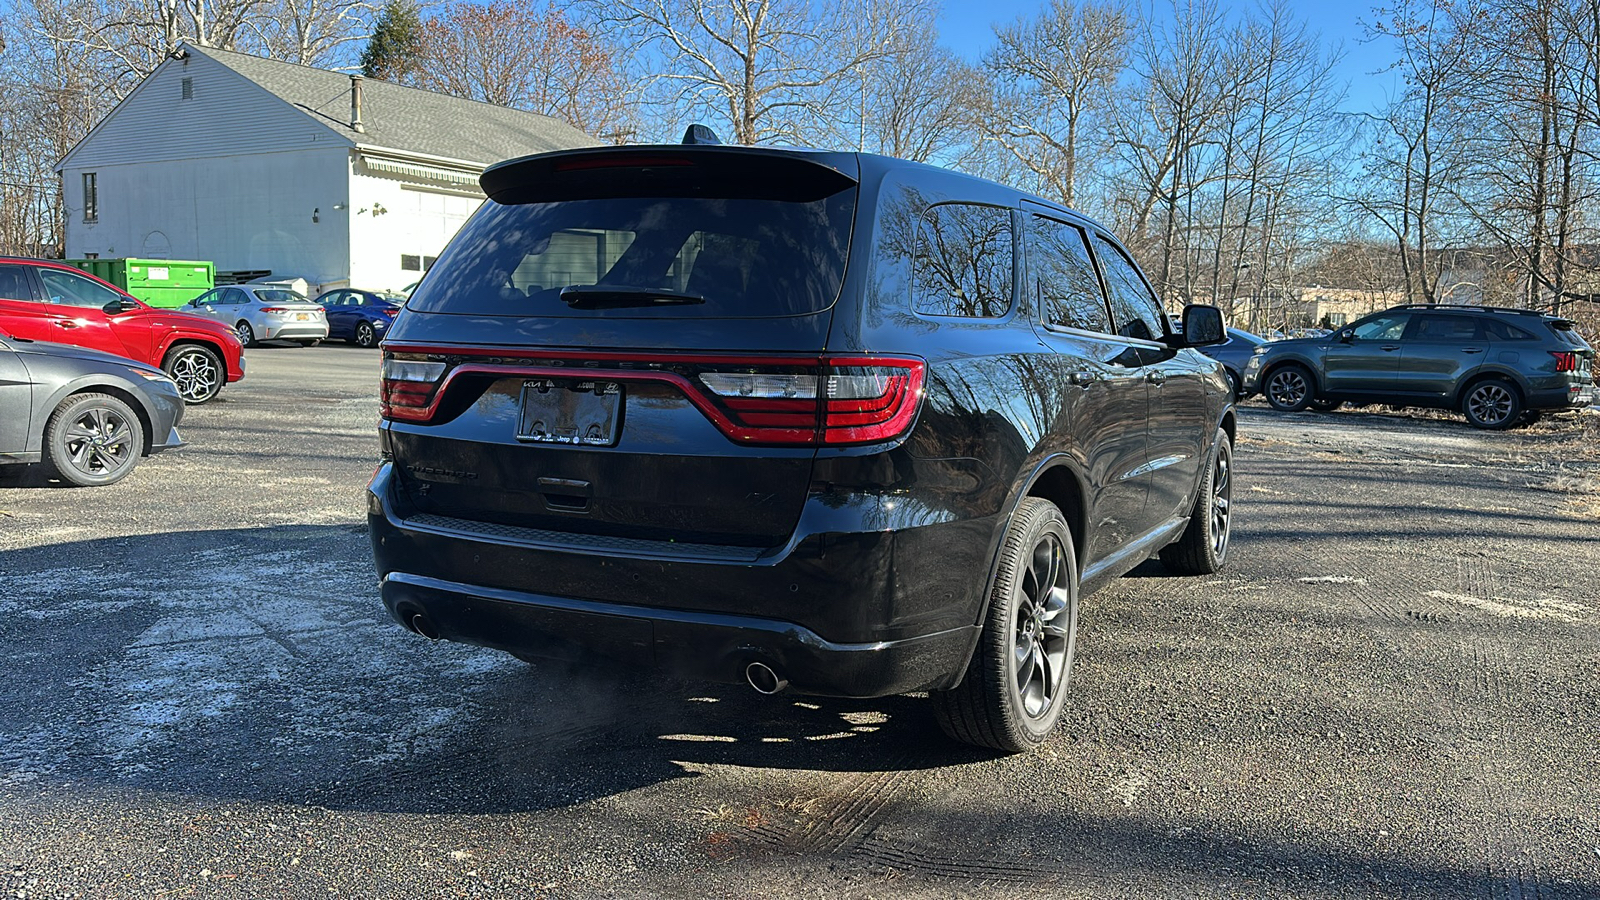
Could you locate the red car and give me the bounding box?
[0,258,245,403]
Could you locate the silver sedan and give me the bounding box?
[182,285,330,347]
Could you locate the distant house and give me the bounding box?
[57,44,597,294]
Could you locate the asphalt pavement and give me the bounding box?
[2,343,1597,899]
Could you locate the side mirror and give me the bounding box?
[1338,330,1354,343]
[1179,304,1225,347]
[103,299,140,315]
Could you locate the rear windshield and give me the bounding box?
[408,192,857,318]
[1550,320,1592,349]
[256,289,307,303]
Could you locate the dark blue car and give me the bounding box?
[316,289,402,348]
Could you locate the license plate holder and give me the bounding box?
[517,380,623,446]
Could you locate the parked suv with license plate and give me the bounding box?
[1244,304,1595,428]
[367,141,1236,752]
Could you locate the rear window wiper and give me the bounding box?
[560,286,706,309]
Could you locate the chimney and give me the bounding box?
[350,74,365,134]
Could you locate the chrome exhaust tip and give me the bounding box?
[409,613,439,640]
[744,661,787,695]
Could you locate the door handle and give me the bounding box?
[1461,347,1483,354]
[54,320,78,329]
[1145,371,1167,384]
[1381,345,1400,352]
[1070,370,1101,387]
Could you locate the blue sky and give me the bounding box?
[934,0,1403,114]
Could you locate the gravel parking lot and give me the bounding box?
[2,345,1598,899]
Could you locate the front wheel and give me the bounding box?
[1462,379,1522,429]
[1265,365,1315,412]
[1159,429,1233,575]
[162,344,223,404]
[931,497,1078,753]
[42,392,144,487]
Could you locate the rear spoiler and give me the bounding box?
[479,146,859,205]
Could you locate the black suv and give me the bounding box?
[1243,304,1596,428]
[367,142,1235,752]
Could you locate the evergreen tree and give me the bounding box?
[360,0,423,82]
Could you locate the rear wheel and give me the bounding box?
[162,344,223,404]
[235,321,256,347]
[42,392,144,487]
[1462,378,1522,430]
[1223,367,1242,399]
[1265,364,1314,412]
[1159,430,1233,575]
[932,497,1078,753]
[353,321,378,348]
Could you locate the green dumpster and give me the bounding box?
[65,258,215,309]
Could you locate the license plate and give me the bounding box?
[517,380,623,446]
[295,313,310,321]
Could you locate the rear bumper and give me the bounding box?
[1527,381,1594,410]
[258,321,329,341]
[366,463,988,697]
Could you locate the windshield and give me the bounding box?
[407,191,856,318]
[255,289,308,303]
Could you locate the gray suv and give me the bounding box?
[1242,304,1595,429]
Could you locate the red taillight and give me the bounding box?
[259,307,289,314]
[380,355,448,421]
[1551,351,1577,373]
[382,308,399,318]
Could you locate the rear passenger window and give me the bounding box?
[1482,318,1535,340]
[912,204,1013,318]
[1029,217,1109,333]
[0,265,37,302]
[1414,314,1481,340]
[1091,235,1165,341]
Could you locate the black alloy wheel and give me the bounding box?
[354,322,378,348]
[1265,365,1314,412]
[162,344,223,404]
[932,497,1078,753]
[1463,379,1522,430]
[42,392,144,487]
[1160,429,1233,574]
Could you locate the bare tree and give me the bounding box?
[256,0,378,66]
[982,0,1130,207]
[852,19,982,164]
[591,0,930,145]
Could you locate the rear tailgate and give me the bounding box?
[382,147,867,550]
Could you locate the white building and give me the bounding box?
[58,44,597,294]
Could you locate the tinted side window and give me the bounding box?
[1029,216,1109,333]
[1092,235,1164,341]
[912,203,1013,318]
[1414,314,1481,340]
[37,269,121,309]
[0,265,38,302]
[223,288,249,305]
[1482,318,1535,341]
[1352,313,1409,341]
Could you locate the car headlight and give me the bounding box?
[136,369,176,384]
[1245,355,1262,369]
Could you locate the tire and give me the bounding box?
[1462,378,1522,430]
[353,322,378,348]
[931,497,1079,753]
[1264,364,1315,412]
[162,344,223,404]
[235,321,257,348]
[41,392,144,487]
[1309,398,1342,412]
[1223,368,1243,399]
[1159,430,1233,575]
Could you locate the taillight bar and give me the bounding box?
[379,346,926,446]
[1551,351,1578,373]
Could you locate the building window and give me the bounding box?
[423,256,438,271]
[401,254,422,271]
[82,172,98,223]
[181,77,194,100]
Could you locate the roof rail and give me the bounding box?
[1387,303,1548,316]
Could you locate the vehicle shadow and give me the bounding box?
[0,525,995,818]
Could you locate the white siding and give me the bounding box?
[63,149,351,287]
[61,53,347,169]
[347,166,482,293]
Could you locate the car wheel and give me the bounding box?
[1462,378,1522,430]
[1265,364,1315,412]
[931,497,1078,753]
[354,322,378,348]
[1309,398,1342,412]
[1223,368,1242,399]
[162,344,224,404]
[1159,429,1233,575]
[235,321,257,348]
[41,392,144,487]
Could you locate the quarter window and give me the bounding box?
[0,264,38,302]
[1092,235,1165,341]
[1482,318,1535,340]
[912,203,1013,318]
[1029,216,1109,333]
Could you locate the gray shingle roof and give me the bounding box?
[187,44,599,165]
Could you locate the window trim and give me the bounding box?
[1028,212,1116,337]
[1089,231,1169,346]
[910,201,1019,322]
[82,172,98,223]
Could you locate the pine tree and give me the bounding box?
[360,0,424,82]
